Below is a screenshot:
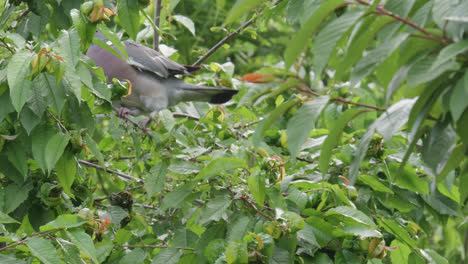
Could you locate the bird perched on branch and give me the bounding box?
[86,32,238,118]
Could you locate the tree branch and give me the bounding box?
[111,105,153,138]
[356,0,447,44]
[192,16,256,66]
[0,228,64,252]
[77,159,143,182]
[153,0,163,51]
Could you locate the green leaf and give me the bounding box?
[423,249,449,264]
[269,246,291,264]
[92,37,127,63]
[31,125,56,172]
[305,216,337,247]
[57,240,83,264]
[358,174,393,194]
[6,142,28,179]
[3,183,32,214]
[173,15,195,36]
[0,211,20,224]
[145,162,168,199]
[247,171,265,208]
[56,29,80,68]
[117,0,140,40]
[342,225,382,239]
[196,158,247,180]
[151,248,182,264]
[282,211,305,232]
[227,215,250,241]
[96,238,114,263]
[430,40,468,71]
[7,49,34,112]
[225,239,248,264]
[312,11,363,75]
[119,248,146,264]
[84,134,105,166]
[200,196,232,225]
[97,23,128,60]
[204,239,227,263]
[56,151,76,198]
[173,228,198,248]
[0,90,15,123]
[349,99,415,184]
[407,55,459,89]
[375,98,416,142]
[377,218,416,248]
[390,240,411,264]
[297,224,320,248]
[311,253,333,264]
[36,73,66,113]
[334,250,361,264]
[70,9,96,51]
[326,206,376,227]
[287,96,329,161]
[320,108,368,176]
[26,237,61,264]
[46,214,88,229]
[449,74,468,121]
[161,183,195,210]
[422,120,456,176]
[45,133,70,174]
[253,98,300,148]
[66,229,98,263]
[350,33,409,87]
[390,163,429,194]
[225,0,262,25]
[0,254,27,264]
[335,15,394,80]
[422,189,459,216]
[285,0,344,69]
[20,107,41,135]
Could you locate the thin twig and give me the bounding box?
[333,97,385,111]
[0,228,64,251]
[153,0,163,51]
[111,105,153,138]
[0,40,14,54]
[192,16,256,66]
[133,203,159,210]
[233,120,260,129]
[173,113,200,120]
[78,159,143,182]
[356,0,446,44]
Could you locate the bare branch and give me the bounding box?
[153,0,163,51]
[111,105,153,138]
[192,16,256,66]
[77,159,143,182]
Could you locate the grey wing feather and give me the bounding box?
[123,40,188,78]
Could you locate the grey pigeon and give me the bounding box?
[86,32,238,117]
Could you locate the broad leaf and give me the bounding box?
[7,49,34,113]
[247,171,265,208]
[287,95,329,161]
[117,0,140,40]
[196,158,247,180]
[66,229,98,263]
[285,0,345,69]
[26,237,61,264]
[320,108,368,176]
[151,248,182,264]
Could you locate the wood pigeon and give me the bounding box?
[86,32,238,117]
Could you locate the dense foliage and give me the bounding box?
[0,0,467,263]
